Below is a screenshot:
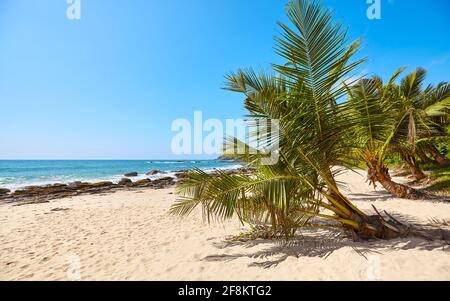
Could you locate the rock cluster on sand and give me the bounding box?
[0,167,252,205]
[0,177,176,204]
[151,177,175,189]
[174,170,190,179]
[118,178,133,187]
[68,182,82,189]
[134,179,152,187]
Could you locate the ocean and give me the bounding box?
[0,160,241,191]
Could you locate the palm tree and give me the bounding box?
[392,69,428,180]
[346,68,450,192]
[393,68,450,172]
[418,81,450,166]
[344,72,426,198]
[171,0,412,239]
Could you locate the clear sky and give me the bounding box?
[0,0,449,159]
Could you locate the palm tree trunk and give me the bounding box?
[367,162,426,199]
[400,152,426,181]
[324,173,412,240]
[322,167,419,239]
[428,145,450,166]
[324,187,411,239]
[356,214,411,240]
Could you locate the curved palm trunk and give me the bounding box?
[324,173,411,239]
[367,161,426,199]
[400,152,426,181]
[428,145,450,166]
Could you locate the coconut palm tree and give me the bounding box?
[171,0,413,239]
[346,68,450,190]
[389,68,429,180]
[392,68,450,172]
[344,72,426,198]
[417,81,450,166]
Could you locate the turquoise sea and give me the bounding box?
[0,160,241,191]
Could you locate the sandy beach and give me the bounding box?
[1,170,449,281]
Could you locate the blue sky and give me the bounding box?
[0,0,449,159]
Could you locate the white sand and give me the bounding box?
[1,170,449,281]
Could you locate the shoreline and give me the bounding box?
[0,160,243,192]
[0,167,251,205]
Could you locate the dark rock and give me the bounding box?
[151,177,175,189]
[146,170,162,176]
[12,184,72,197]
[5,172,179,204]
[79,181,115,189]
[174,170,190,179]
[0,188,10,195]
[118,178,133,186]
[64,182,116,195]
[7,181,118,204]
[133,178,153,187]
[175,171,189,179]
[124,172,138,177]
[153,176,175,183]
[68,181,82,189]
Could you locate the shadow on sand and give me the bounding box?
[203,213,450,269]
